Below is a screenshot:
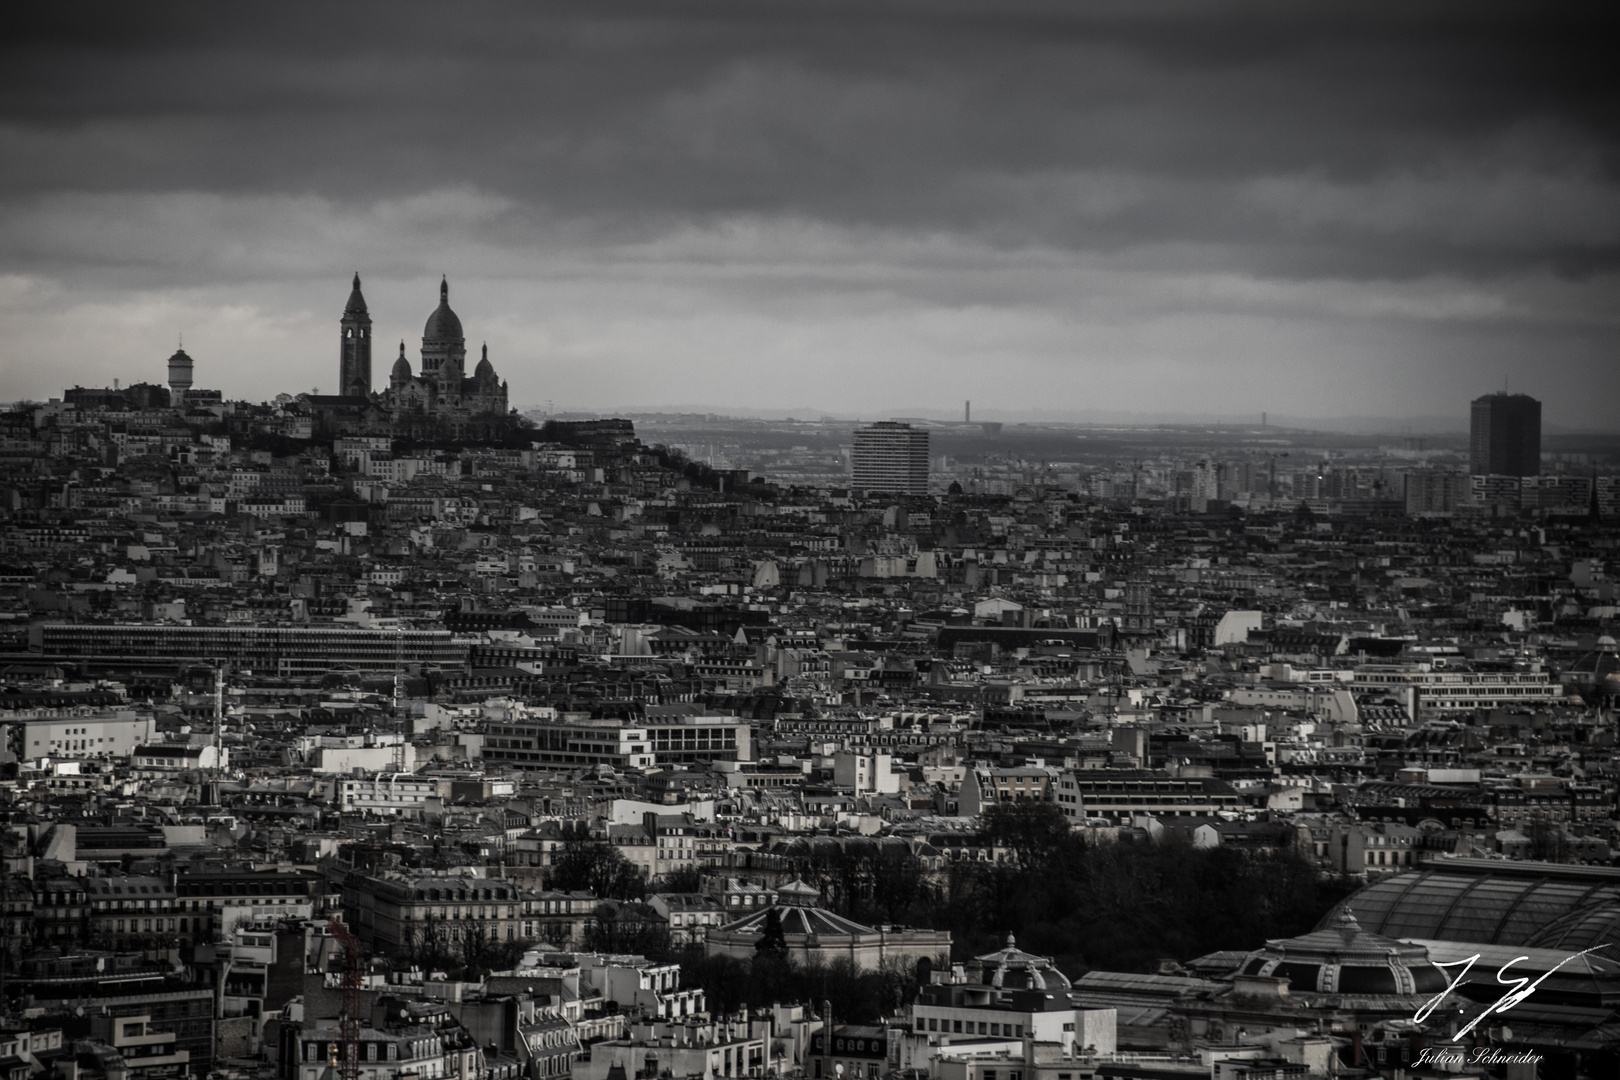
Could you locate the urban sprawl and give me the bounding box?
[3,279,1620,1080]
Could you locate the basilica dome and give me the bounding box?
[423,276,463,342]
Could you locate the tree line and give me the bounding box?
[787,801,1355,976]
[523,804,1355,1021]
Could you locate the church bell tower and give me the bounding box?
[339,272,373,398]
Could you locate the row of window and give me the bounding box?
[915,1018,1023,1037]
[100,916,193,932]
[398,904,517,919]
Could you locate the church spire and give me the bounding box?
[344,272,368,316]
[441,275,448,301]
[339,272,373,396]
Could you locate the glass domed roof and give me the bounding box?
[1324,859,1620,951]
[1237,908,1448,998]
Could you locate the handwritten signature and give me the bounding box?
[1414,945,1610,1041]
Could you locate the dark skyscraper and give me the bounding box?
[1469,392,1541,476]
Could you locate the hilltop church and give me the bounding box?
[328,273,511,438]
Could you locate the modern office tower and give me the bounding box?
[852,421,930,494]
[1469,392,1541,476]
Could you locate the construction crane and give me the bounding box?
[329,915,363,1080]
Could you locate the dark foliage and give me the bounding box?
[664,811,1353,1023]
[548,835,646,901]
[399,913,533,976]
[584,901,672,955]
[661,865,705,894]
[675,949,922,1024]
[769,804,1351,975]
[755,906,789,958]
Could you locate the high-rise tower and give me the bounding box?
[339,272,373,398]
[1469,393,1540,477]
[852,421,930,495]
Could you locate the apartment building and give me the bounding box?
[176,866,322,941]
[293,1025,448,1080]
[86,875,187,949]
[851,421,930,495]
[959,766,1058,815]
[337,772,440,818]
[341,870,528,954]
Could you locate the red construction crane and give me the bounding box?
[329,915,363,1080]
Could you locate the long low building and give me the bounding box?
[482,717,657,770]
[29,622,466,675]
[1054,770,1244,824]
[1350,662,1568,719]
[704,880,950,971]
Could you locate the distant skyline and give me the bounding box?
[566,404,1603,438]
[2,3,1617,427]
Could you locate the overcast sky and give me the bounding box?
[2,1,1616,428]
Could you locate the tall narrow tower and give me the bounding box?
[167,345,194,398]
[339,272,373,398]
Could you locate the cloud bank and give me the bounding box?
[1,1,1616,426]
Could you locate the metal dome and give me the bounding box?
[970,933,1072,991]
[1238,908,1447,997]
[714,881,877,937]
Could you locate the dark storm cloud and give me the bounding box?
[3,1,1617,279]
[1,1,1616,423]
